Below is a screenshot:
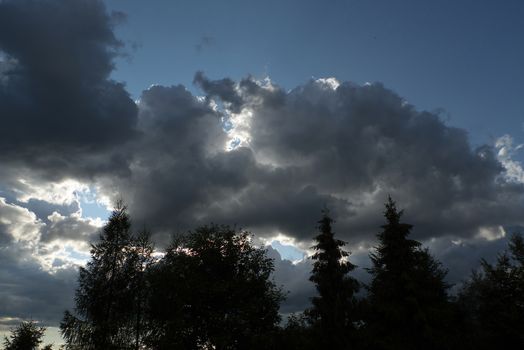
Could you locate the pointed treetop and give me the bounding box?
[509,233,524,265]
[384,195,403,224]
[112,198,128,218]
[318,208,334,231]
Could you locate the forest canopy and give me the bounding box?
[4,198,524,350]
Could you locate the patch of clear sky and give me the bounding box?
[105,0,524,150]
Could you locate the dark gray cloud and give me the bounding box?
[0,0,138,329]
[19,199,79,224]
[268,232,519,315]
[1,0,524,330]
[102,73,524,312]
[41,212,99,243]
[194,71,245,112]
[0,196,100,328]
[108,74,524,247]
[0,244,77,327]
[0,0,137,180]
[195,36,215,53]
[266,246,315,315]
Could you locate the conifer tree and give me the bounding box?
[61,201,151,350]
[306,210,359,348]
[3,321,50,350]
[459,234,524,349]
[277,313,314,350]
[366,197,450,350]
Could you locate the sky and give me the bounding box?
[1,0,524,346]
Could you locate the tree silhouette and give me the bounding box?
[126,229,155,350]
[50,195,524,349]
[459,233,524,349]
[366,197,451,350]
[306,210,359,348]
[277,313,314,350]
[146,225,284,350]
[3,320,51,350]
[60,201,152,350]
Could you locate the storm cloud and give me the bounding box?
[0,0,138,180]
[0,198,95,327]
[1,0,524,330]
[109,74,524,246]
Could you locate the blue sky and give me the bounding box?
[106,0,524,147]
[101,0,524,282]
[105,0,524,266]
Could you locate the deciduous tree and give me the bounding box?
[146,225,283,350]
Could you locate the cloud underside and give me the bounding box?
[129,76,521,243]
[1,0,524,326]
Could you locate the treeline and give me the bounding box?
[4,198,524,349]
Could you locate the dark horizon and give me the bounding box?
[4,199,523,349]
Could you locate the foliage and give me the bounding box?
[3,321,50,350]
[459,233,524,349]
[60,201,154,350]
[306,210,359,347]
[50,197,524,349]
[276,313,314,350]
[146,225,284,349]
[126,229,155,349]
[366,197,451,350]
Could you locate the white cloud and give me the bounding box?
[476,225,506,241]
[15,178,89,206]
[0,196,100,272]
[226,108,253,151]
[315,77,340,90]
[495,134,524,183]
[0,197,43,245]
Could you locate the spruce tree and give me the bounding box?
[306,210,359,348]
[366,197,450,350]
[459,234,524,349]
